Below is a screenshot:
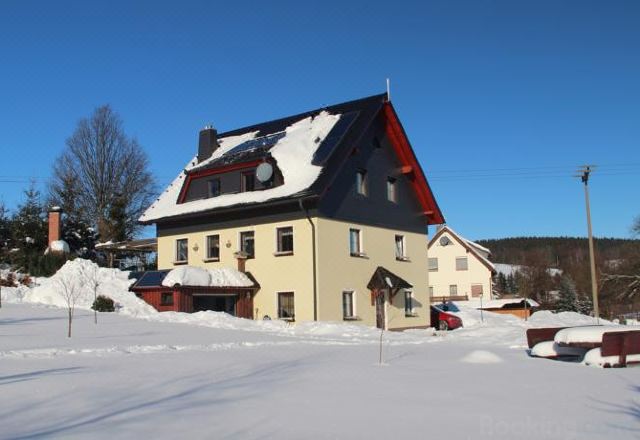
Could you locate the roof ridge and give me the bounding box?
[218,93,387,138]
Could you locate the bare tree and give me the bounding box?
[56,271,82,337]
[50,105,155,241]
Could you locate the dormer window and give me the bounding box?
[242,171,256,192]
[208,179,221,197]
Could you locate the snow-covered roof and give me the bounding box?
[481,298,539,309]
[161,266,254,288]
[140,112,340,223]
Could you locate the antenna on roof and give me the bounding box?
[386,78,391,101]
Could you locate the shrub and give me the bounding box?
[92,295,115,312]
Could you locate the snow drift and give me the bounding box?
[14,259,156,316]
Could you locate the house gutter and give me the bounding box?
[298,198,318,321]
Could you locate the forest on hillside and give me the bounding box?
[475,236,640,319]
[475,236,640,267]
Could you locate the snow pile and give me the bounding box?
[554,325,640,345]
[530,341,588,358]
[140,111,341,222]
[461,350,503,363]
[14,259,156,316]
[583,347,640,367]
[161,266,253,287]
[528,310,602,327]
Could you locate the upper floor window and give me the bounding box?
[349,228,362,256]
[206,234,220,261]
[387,177,397,202]
[208,179,221,197]
[175,238,188,263]
[395,235,406,260]
[456,257,468,271]
[276,227,294,254]
[242,171,256,192]
[356,169,367,196]
[428,257,438,272]
[240,231,255,258]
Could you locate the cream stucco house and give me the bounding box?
[427,226,495,303]
[134,94,444,330]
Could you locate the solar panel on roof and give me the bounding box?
[133,270,170,288]
[312,111,359,166]
[224,132,286,157]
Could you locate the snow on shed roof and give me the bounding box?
[161,266,254,288]
[139,111,340,223]
[481,298,539,309]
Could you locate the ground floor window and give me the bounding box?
[278,292,295,320]
[449,285,458,296]
[161,292,174,306]
[471,284,484,297]
[404,290,415,316]
[342,291,355,319]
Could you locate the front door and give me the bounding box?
[375,290,386,330]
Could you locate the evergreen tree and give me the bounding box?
[48,170,98,256]
[0,202,11,262]
[10,184,47,270]
[555,275,579,312]
[576,293,593,316]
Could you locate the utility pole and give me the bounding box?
[576,165,600,324]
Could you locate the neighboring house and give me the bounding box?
[136,93,444,330]
[427,226,495,302]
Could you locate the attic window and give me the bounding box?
[208,179,221,198]
[356,169,367,196]
[242,171,256,192]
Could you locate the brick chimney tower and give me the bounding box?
[48,206,62,247]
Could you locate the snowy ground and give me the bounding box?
[1,302,638,439]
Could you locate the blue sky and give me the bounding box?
[0,0,638,240]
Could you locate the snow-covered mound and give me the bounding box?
[162,266,253,287]
[16,259,156,316]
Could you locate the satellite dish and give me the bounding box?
[439,236,451,246]
[256,162,274,182]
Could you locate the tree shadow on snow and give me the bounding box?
[0,367,84,386]
[589,383,640,434]
[9,359,303,439]
[0,316,66,325]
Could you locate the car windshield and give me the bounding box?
[439,302,460,312]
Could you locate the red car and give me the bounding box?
[430,304,463,330]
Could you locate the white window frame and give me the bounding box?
[429,286,434,297]
[456,256,468,271]
[404,289,416,316]
[205,234,220,261]
[395,234,408,261]
[342,290,357,320]
[175,238,188,264]
[239,230,255,259]
[449,284,458,296]
[276,291,295,321]
[274,225,294,256]
[349,228,365,257]
[428,257,438,272]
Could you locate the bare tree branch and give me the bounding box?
[50,105,156,241]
